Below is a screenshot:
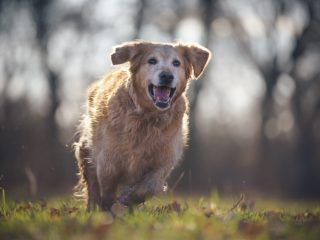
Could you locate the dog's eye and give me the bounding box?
[172,59,180,67]
[148,58,158,65]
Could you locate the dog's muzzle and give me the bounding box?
[148,83,176,110]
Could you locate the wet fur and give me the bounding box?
[74,40,211,211]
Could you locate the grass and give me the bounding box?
[0,190,320,240]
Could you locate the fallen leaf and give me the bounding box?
[111,202,127,217]
[238,220,264,237]
[49,208,60,217]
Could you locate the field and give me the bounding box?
[1,190,320,240]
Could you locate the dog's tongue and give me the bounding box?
[153,86,170,102]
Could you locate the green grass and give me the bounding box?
[0,191,319,240]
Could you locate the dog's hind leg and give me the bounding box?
[74,139,101,211]
[96,157,119,211]
[86,162,101,211]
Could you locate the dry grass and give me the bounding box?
[1,190,319,240]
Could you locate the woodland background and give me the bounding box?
[0,0,319,199]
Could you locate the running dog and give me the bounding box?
[74,40,211,211]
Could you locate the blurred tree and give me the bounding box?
[231,0,320,197]
[290,0,320,197]
[1,0,319,199]
[0,0,74,196]
[31,0,59,140]
[134,0,146,38]
[182,0,216,192]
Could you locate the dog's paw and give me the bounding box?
[118,186,136,205]
[111,202,128,217]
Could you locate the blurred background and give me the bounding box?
[0,0,320,200]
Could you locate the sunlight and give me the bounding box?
[175,18,205,44]
[196,34,264,139]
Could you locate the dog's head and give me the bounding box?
[111,40,211,111]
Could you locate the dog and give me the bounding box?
[74,40,211,211]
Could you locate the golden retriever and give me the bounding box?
[74,40,211,211]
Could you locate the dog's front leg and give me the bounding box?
[119,165,172,206]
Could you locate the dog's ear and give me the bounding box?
[180,43,211,79]
[111,41,142,65]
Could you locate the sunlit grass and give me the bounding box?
[0,190,319,240]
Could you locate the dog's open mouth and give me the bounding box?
[148,84,176,109]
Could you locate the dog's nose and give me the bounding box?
[159,71,174,85]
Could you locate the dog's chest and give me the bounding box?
[119,112,175,153]
[96,89,187,177]
[106,109,182,171]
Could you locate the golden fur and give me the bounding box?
[74,40,211,211]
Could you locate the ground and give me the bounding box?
[1,190,320,240]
